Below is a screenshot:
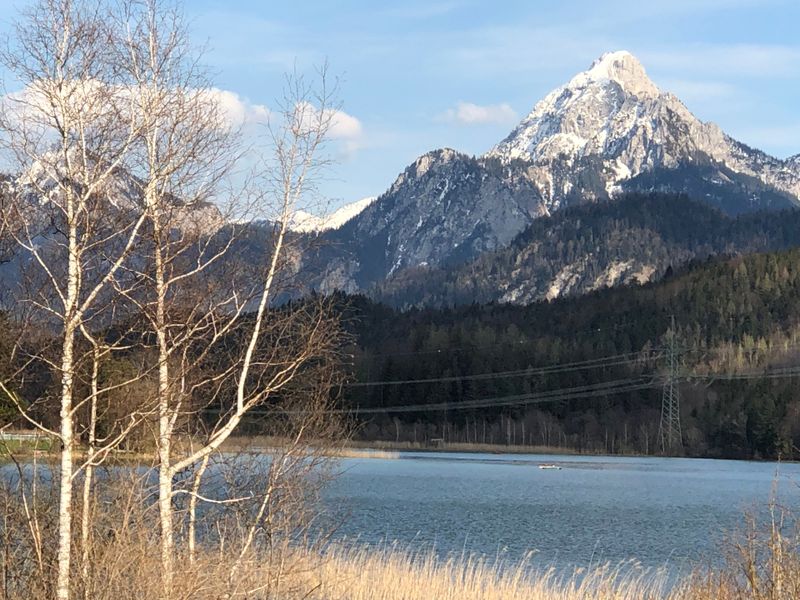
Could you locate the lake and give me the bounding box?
[322,452,800,571]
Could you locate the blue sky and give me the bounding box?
[1,0,799,209]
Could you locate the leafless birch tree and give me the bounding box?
[114,0,342,588]
[0,2,154,598]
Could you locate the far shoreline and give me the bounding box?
[4,431,796,465]
[223,436,799,464]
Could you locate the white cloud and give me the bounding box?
[287,101,365,159]
[0,82,273,132]
[0,82,366,163]
[329,109,363,139]
[439,101,518,125]
[329,110,366,158]
[198,92,364,152]
[205,88,270,129]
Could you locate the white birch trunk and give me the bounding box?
[57,214,80,600]
[56,333,76,600]
[154,237,175,598]
[80,341,100,588]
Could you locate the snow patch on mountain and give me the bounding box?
[289,196,377,233]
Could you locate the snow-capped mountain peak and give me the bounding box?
[487,50,673,168]
[570,50,659,99]
[488,50,800,208]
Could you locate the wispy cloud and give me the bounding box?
[651,78,756,127]
[592,0,788,22]
[442,24,614,78]
[656,79,739,101]
[438,101,518,126]
[642,44,800,78]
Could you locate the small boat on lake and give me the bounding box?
[538,464,562,470]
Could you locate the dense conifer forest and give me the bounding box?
[340,246,800,459]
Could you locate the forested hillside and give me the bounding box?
[342,247,800,459]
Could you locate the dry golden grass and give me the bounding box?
[308,546,682,600]
[257,534,799,600]
[75,543,690,600]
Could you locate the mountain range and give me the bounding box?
[296,51,800,303]
[2,51,799,310]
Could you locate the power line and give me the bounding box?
[684,366,800,382]
[271,376,657,415]
[202,330,800,421]
[356,378,655,414]
[345,351,659,388]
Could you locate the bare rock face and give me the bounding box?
[316,149,548,290]
[316,52,800,295]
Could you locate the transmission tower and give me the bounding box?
[659,315,682,454]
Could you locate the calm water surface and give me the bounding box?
[322,453,800,570]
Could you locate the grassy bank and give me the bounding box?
[221,436,583,459]
[0,433,54,456]
[149,532,800,600]
[222,434,586,456]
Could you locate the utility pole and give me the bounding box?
[659,315,682,454]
